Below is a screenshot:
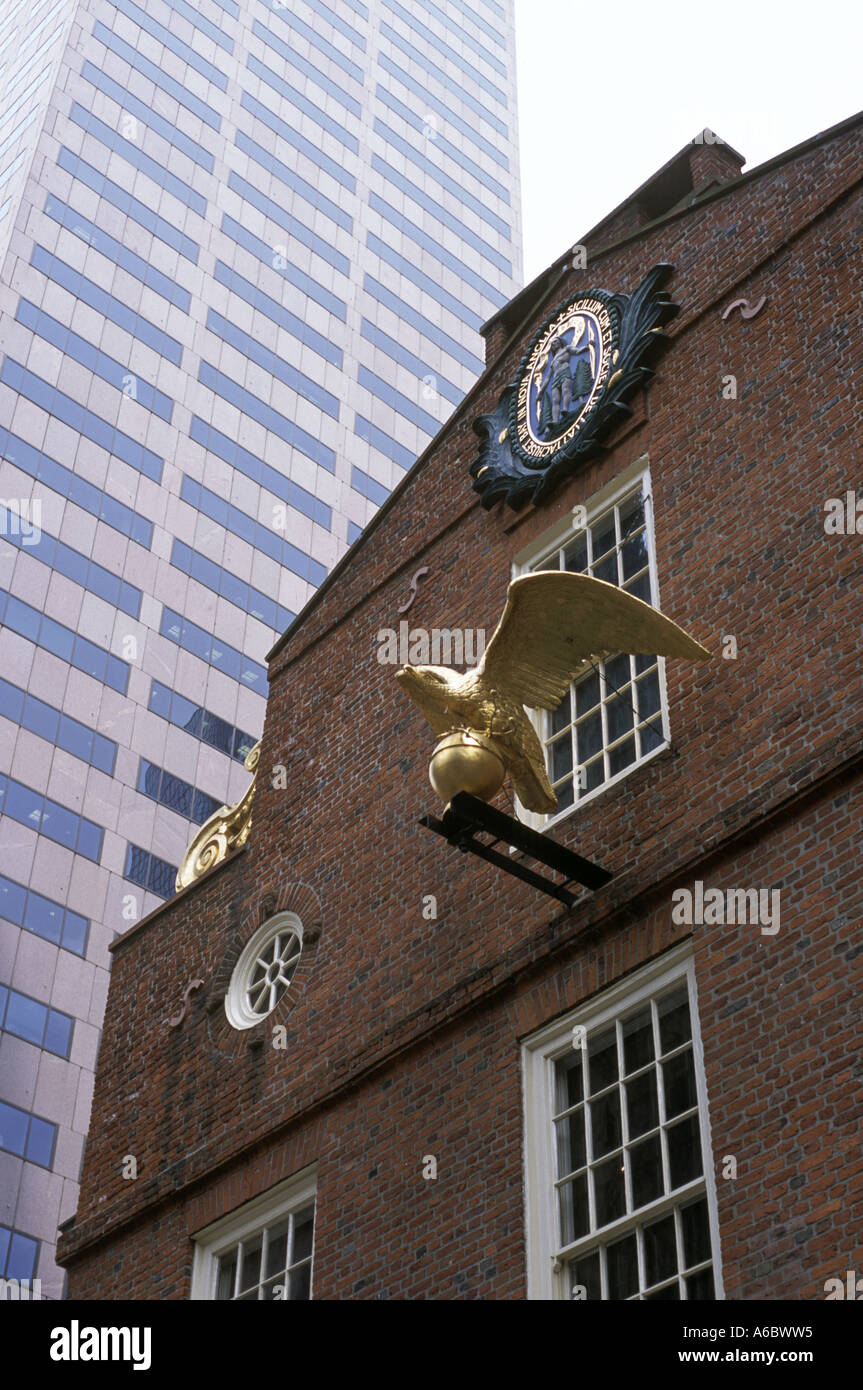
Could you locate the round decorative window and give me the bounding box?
[225,912,304,1030]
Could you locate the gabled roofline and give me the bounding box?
[479,130,745,341]
[480,111,860,340]
[267,106,863,667]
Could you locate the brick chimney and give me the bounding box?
[589,130,746,245]
[481,131,745,366]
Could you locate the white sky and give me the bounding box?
[515,0,863,284]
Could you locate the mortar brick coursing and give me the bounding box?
[59,119,863,1300]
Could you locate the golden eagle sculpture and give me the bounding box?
[395,571,709,814]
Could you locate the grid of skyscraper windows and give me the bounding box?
[354,415,415,471]
[1,510,142,618]
[1,425,155,545]
[170,540,295,634]
[137,761,222,827]
[0,874,88,956]
[0,774,103,862]
[160,610,269,694]
[1,358,164,483]
[181,476,327,587]
[182,440,330,531]
[0,1099,57,1168]
[55,146,201,259]
[89,24,222,130]
[124,845,179,901]
[0,985,74,1059]
[30,242,186,365]
[148,681,256,765]
[0,0,521,1300]
[0,679,117,775]
[0,1225,39,1283]
[0,590,130,695]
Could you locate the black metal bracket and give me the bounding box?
[419,792,612,907]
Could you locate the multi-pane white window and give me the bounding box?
[522,947,722,1300]
[191,1169,316,1301]
[515,463,668,822]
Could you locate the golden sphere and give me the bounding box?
[429,730,506,805]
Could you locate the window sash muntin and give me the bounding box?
[191,1169,317,1301]
[517,466,670,824]
[247,931,302,1019]
[550,982,704,1247]
[567,1189,715,1300]
[214,1203,315,1301]
[522,947,723,1300]
[543,492,660,802]
[553,1054,698,1183]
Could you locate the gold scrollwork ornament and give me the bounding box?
[175,742,261,891]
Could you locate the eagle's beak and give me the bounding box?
[396,665,426,691]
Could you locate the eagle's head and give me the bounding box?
[394,664,461,702]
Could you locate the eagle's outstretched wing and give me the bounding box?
[480,571,710,712]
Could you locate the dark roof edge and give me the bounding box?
[267,106,863,667]
[108,844,247,952]
[265,332,509,665]
[481,108,863,339]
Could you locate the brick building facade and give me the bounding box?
[58,112,862,1301]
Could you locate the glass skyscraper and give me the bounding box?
[0,0,521,1296]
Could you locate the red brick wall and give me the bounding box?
[60,119,863,1299]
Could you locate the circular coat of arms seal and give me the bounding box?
[470,263,679,510]
[511,293,617,468]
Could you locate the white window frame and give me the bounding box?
[512,456,671,830]
[190,1166,317,1301]
[224,910,304,1031]
[521,943,723,1300]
